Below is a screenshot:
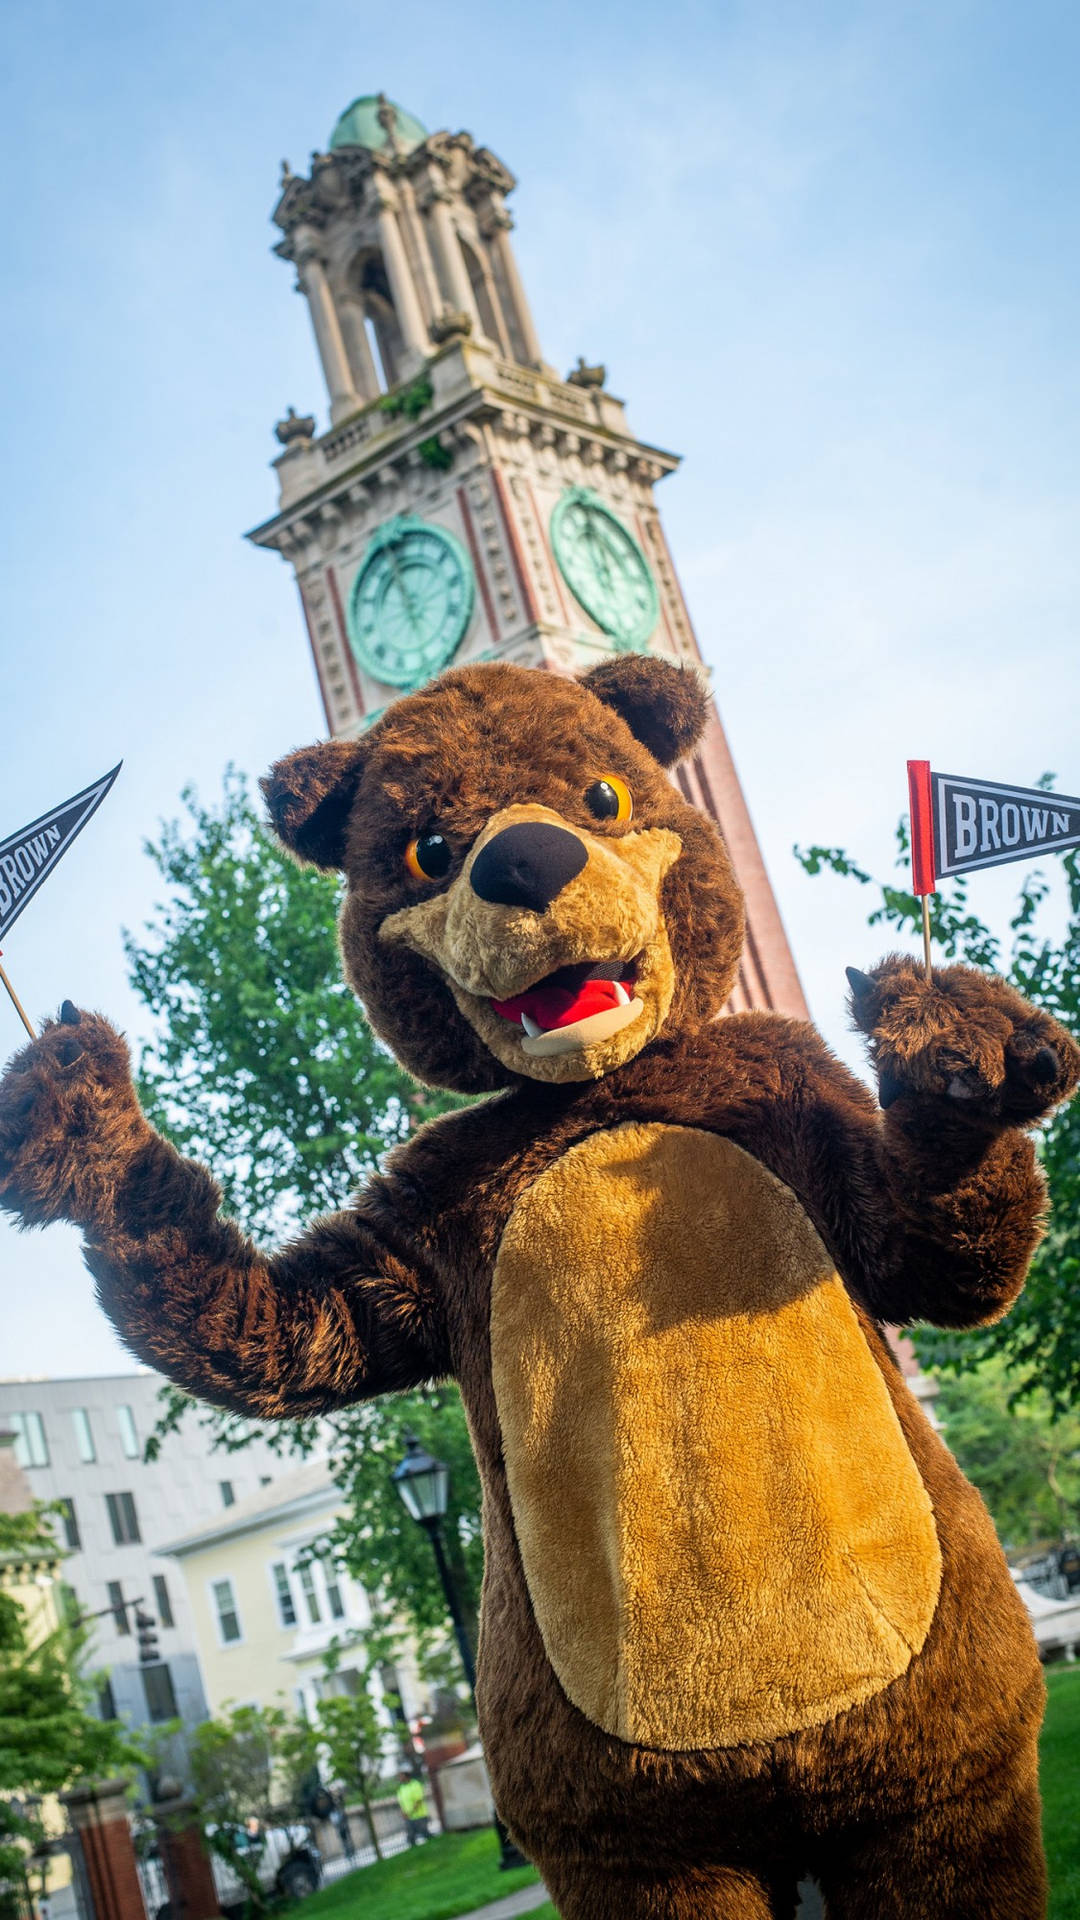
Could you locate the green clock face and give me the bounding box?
[550,487,659,652]
[347,514,475,690]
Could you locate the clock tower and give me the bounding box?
[248,93,806,1018]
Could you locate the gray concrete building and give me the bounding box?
[0,1370,283,1731]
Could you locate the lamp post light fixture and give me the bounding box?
[391,1434,475,1693]
[391,1433,526,1870]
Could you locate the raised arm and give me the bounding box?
[727,958,1079,1331]
[0,1008,449,1417]
[845,956,1079,1326]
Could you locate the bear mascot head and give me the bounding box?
[261,655,743,1092]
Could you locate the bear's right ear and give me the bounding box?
[260,736,367,870]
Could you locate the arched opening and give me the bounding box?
[363,315,390,392]
[459,236,507,353]
[344,250,409,393]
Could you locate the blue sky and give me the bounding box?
[2,0,1079,1374]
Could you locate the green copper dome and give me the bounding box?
[329,95,428,155]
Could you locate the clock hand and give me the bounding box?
[385,542,423,638]
[582,517,615,594]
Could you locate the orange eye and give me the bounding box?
[585,775,633,825]
[405,832,453,881]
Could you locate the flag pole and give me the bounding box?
[921,895,932,982]
[0,951,35,1041]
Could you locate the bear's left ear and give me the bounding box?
[580,656,708,768]
[260,736,368,870]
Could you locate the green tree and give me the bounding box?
[309,1636,400,1862]
[129,774,482,1655]
[931,1357,1080,1550]
[0,1508,133,1891]
[795,812,1080,1411]
[172,1702,293,1913]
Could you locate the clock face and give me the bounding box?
[550,487,659,652]
[347,515,475,690]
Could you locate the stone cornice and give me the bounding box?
[272,128,517,244]
[247,343,679,553]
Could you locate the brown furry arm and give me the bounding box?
[726,960,1077,1330]
[867,1102,1048,1327]
[0,1011,449,1417]
[712,1007,1065,1331]
[847,956,1079,1327]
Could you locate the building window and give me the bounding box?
[105,1491,141,1545]
[143,1663,178,1723]
[59,1583,82,1627]
[108,1581,131,1634]
[98,1676,117,1720]
[72,1408,96,1463]
[117,1406,139,1460]
[271,1563,297,1629]
[298,1563,321,1625]
[219,1480,235,1508]
[153,1574,174,1629]
[58,1498,81,1551]
[323,1562,346,1622]
[212,1578,242,1645]
[10,1411,49,1468]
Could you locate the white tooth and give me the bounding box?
[521,1013,542,1037]
[613,980,631,1005]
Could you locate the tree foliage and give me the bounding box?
[795,805,1080,1411]
[128,775,481,1654]
[149,1702,295,1913]
[0,1508,133,1886]
[932,1357,1080,1550]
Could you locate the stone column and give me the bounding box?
[483,202,544,368]
[61,1781,146,1920]
[336,293,382,401]
[294,226,361,424]
[373,187,430,366]
[396,174,443,328]
[421,178,478,322]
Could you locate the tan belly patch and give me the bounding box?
[490,1123,941,1751]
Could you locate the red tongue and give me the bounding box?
[492,979,624,1031]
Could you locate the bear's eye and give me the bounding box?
[585,776,633,825]
[405,832,453,882]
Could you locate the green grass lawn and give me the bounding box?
[1044,1664,1080,1920]
[298,1829,538,1920]
[297,1670,1080,1920]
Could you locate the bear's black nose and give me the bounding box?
[470,822,588,912]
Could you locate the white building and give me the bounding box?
[0,1370,283,1731]
[161,1456,428,1732]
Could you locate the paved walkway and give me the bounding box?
[457,1885,551,1920]
[456,1878,825,1919]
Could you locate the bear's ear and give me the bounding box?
[580,657,708,768]
[260,736,367,870]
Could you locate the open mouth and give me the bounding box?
[491,959,644,1056]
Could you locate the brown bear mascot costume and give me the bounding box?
[1,657,1077,1919]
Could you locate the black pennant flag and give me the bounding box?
[930,771,1080,881]
[0,765,122,943]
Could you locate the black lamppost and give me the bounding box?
[392,1434,526,1871]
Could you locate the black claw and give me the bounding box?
[60,1001,82,1027]
[846,966,875,998]
[878,1066,905,1109]
[1029,1045,1060,1086]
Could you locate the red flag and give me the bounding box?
[907,760,936,897]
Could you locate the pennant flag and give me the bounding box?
[907,762,1080,896]
[0,765,122,943]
